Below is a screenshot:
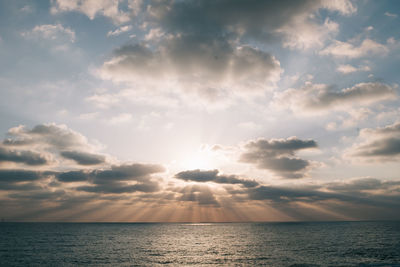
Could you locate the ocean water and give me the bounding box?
[1,222,400,266]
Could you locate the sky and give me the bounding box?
[0,0,400,222]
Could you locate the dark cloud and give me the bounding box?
[100,37,281,98]
[242,138,317,156]
[60,151,105,165]
[306,82,396,110]
[98,0,356,101]
[240,137,317,178]
[1,165,400,220]
[1,124,110,167]
[274,82,397,113]
[172,170,400,216]
[175,169,259,188]
[372,122,400,134]
[0,146,48,165]
[57,171,88,182]
[0,125,166,196]
[227,177,400,211]
[254,157,310,173]
[146,0,353,44]
[178,184,219,206]
[8,190,66,201]
[245,185,330,202]
[0,181,42,191]
[0,169,44,182]
[92,164,165,183]
[56,163,165,194]
[0,169,48,192]
[5,123,92,151]
[348,122,400,161]
[354,138,400,157]
[326,178,400,192]
[77,181,160,194]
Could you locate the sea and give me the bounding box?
[0,221,399,266]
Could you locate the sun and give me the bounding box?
[182,153,213,170]
[176,145,220,171]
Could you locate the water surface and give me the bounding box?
[1,221,400,266]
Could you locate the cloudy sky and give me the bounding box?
[0,0,400,222]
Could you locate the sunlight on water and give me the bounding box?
[1,222,400,266]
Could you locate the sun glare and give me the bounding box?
[182,151,214,170]
[176,146,220,171]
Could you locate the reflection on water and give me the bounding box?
[1,222,400,266]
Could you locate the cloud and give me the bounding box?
[0,169,51,192]
[1,166,400,221]
[57,170,88,182]
[60,151,105,165]
[77,181,159,194]
[97,0,356,103]
[58,163,164,182]
[220,176,400,217]
[21,24,75,43]
[0,169,45,182]
[2,123,106,168]
[50,0,135,24]
[278,17,339,50]
[274,82,397,114]
[320,39,389,58]
[177,184,219,206]
[146,0,354,49]
[172,169,400,219]
[108,113,133,124]
[384,12,398,18]
[326,177,400,193]
[238,178,400,211]
[91,164,165,182]
[336,64,371,74]
[5,124,92,150]
[56,163,165,194]
[325,107,372,131]
[98,39,282,100]
[107,25,132,37]
[347,122,400,162]
[0,146,48,166]
[240,137,317,178]
[20,5,34,13]
[175,169,259,188]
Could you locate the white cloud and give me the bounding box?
[107,25,132,37]
[277,0,355,49]
[20,5,33,13]
[50,0,135,24]
[320,39,389,58]
[21,24,76,43]
[384,12,398,18]
[336,64,371,74]
[86,93,120,109]
[325,108,372,131]
[108,113,132,124]
[279,18,339,50]
[144,28,165,41]
[321,0,357,15]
